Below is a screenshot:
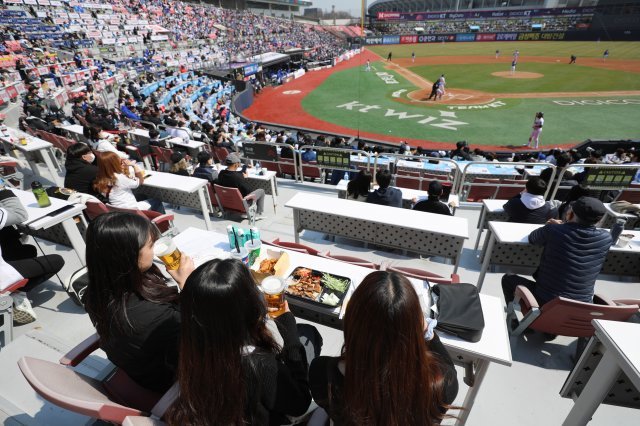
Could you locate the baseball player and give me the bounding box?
[438,74,446,94]
[603,49,609,62]
[495,49,500,59]
[365,59,371,71]
[427,80,439,101]
[511,59,517,74]
[525,112,544,149]
[387,51,392,62]
[513,50,520,61]
[569,54,577,64]
[411,52,416,63]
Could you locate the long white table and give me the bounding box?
[12,189,87,265]
[172,227,512,426]
[561,320,640,425]
[477,221,640,290]
[336,179,428,209]
[137,171,213,230]
[285,193,468,272]
[1,128,64,186]
[59,124,85,143]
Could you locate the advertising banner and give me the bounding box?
[374,6,597,21]
[455,33,476,42]
[382,35,400,45]
[476,33,497,41]
[400,35,418,44]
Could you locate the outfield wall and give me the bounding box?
[363,30,640,45]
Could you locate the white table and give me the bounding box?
[165,137,206,156]
[475,199,510,250]
[477,221,640,290]
[59,124,85,142]
[336,179,428,209]
[12,189,87,265]
[138,171,213,230]
[562,320,640,426]
[1,128,64,187]
[172,227,512,426]
[285,193,469,272]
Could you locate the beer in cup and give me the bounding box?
[261,276,286,318]
[154,236,181,270]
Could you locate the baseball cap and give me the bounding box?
[225,153,241,165]
[428,180,443,196]
[571,196,606,224]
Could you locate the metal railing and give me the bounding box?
[548,163,640,201]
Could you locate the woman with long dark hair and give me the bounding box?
[346,169,371,201]
[84,212,193,393]
[167,258,313,425]
[309,271,459,425]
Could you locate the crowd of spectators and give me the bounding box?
[371,16,591,35]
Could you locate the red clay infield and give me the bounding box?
[243,50,593,151]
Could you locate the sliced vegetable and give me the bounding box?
[322,273,349,293]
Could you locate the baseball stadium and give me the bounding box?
[1,0,640,425]
[242,1,640,152]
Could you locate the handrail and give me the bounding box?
[296,145,372,183]
[548,163,640,200]
[238,141,300,182]
[459,161,557,200]
[383,153,462,193]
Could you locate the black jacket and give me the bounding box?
[529,222,612,305]
[64,157,98,195]
[366,187,402,208]
[413,197,451,216]
[503,195,557,224]
[216,169,251,196]
[243,313,312,425]
[95,293,180,393]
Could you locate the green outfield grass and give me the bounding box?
[409,62,640,92]
[369,41,640,60]
[301,63,640,147]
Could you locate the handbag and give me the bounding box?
[63,267,88,307]
[430,282,485,343]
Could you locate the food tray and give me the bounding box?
[285,267,351,308]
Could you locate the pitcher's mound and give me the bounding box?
[492,71,544,79]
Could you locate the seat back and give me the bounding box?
[530,297,639,337]
[150,146,173,171]
[386,265,460,284]
[394,172,422,190]
[300,161,322,180]
[213,147,230,164]
[214,184,247,213]
[18,356,144,423]
[465,178,499,202]
[267,238,319,256]
[278,158,296,177]
[205,183,220,209]
[319,252,379,269]
[616,183,640,203]
[495,179,525,199]
[84,201,110,221]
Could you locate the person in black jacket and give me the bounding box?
[449,140,472,161]
[503,177,557,224]
[216,153,265,218]
[366,170,402,208]
[64,143,98,195]
[84,212,194,393]
[414,180,452,216]
[166,259,319,425]
[192,151,219,184]
[502,196,612,309]
[309,271,458,425]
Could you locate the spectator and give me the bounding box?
[192,151,219,183]
[169,152,190,176]
[85,125,128,159]
[449,141,472,161]
[541,152,573,184]
[301,147,317,162]
[94,152,165,213]
[84,212,194,393]
[366,170,402,208]
[216,153,265,219]
[309,271,458,425]
[0,188,64,324]
[413,181,452,216]
[166,258,319,424]
[63,143,98,195]
[503,177,557,224]
[346,170,372,202]
[502,197,612,310]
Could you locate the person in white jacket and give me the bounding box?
[0,187,64,323]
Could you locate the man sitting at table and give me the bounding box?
[366,170,402,208]
[503,177,557,224]
[413,181,452,216]
[502,197,612,311]
[216,153,265,220]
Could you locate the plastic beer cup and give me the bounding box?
[153,237,181,270]
[261,276,286,318]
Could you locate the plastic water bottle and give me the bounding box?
[31,181,51,208]
[344,171,349,181]
[255,161,261,174]
[610,218,626,245]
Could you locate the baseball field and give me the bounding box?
[243,41,640,150]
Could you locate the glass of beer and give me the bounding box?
[153,236,181,270]
[261,276,287,318]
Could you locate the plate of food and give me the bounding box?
[285,267,351,308]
